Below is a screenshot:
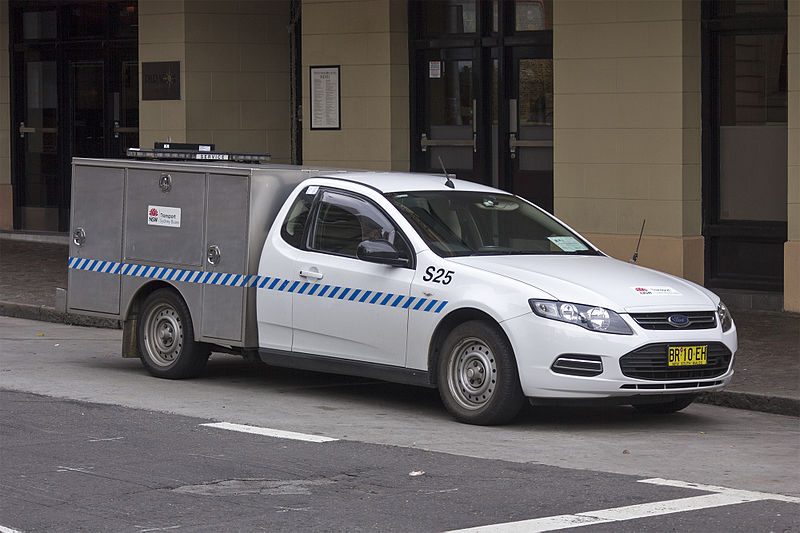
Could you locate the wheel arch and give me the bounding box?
[427,307,512,386]
[121,281,200,358]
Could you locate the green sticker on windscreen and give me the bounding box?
[547,236,588,252]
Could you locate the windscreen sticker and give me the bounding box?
[547,236,588,252]
[147,205,181,228]
[632,286,682,296]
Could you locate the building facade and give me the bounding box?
[0,0,797,311]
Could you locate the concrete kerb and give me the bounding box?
[697,390,800,418]
[1,300,796,419]
[0,301,121,329]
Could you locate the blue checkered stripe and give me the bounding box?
[68,257,448,314]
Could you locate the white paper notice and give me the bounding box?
[311,67,340,129]
[547,236,588,252]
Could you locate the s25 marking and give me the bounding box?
[423,267,454,285]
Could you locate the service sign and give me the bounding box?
[147,205,181,228]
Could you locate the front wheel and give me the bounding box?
[632,395,696,414]
[138,288,210,379]
[437,320,525,425]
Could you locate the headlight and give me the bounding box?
[717,301,733,332]
[529,300,633,335]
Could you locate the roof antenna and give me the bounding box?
[630,219,646,263]
[438,156,455,189]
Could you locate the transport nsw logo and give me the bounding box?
[147,205,182,228]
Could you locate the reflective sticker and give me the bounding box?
[68,256,449,314]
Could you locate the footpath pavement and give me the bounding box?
[0,237,798,417]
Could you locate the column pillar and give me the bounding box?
[553,0,703,282]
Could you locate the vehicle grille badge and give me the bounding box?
[667,314,690,328]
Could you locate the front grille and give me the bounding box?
[551,355,603,377]
[630,311,717,330]
[619,342,732,380]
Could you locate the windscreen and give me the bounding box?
[386,191,599,258]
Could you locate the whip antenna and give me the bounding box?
[630,220,646,263]
[438,156,455,189]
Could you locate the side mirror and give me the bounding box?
[356,239,410,267]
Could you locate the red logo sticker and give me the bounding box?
[149,208,158,216]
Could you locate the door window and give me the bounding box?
[718,33,787,222]
[19,57,59,231]
[309,191,409,260]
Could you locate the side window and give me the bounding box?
[310,191,410,259]
[280,188,315,248]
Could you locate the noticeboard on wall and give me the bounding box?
[310,66,341,130]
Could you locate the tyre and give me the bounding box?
[437,320,525,425]
[137,288,210,379]
[633,395,696,414]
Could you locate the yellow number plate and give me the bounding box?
[667,345,708,367]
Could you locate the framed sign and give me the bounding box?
[142,61,181,101]
[310,66,341,130]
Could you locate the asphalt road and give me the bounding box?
[1,317,798,532]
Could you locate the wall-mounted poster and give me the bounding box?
[310,66,341,130]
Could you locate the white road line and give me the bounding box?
[638,477,800,503]
[0,526,22,533]
[445,478,799,533]
[199,422,338,443]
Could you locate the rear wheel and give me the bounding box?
[633,395,696,414]
[437,320,525,425]
[138,288,210,379]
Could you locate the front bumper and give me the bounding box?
[502,311,738,399]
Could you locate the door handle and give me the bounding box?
[509,134,554,159]
[299,269,323,280]
[113,121,139,139]
[207,245,221,266]
[19,122,57,138]
[420,132,477,153]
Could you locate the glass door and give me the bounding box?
[15,50,61,231]
[10,1,138,232]
[414,48,479,182]
[507,48,553,212]
[410,1,553,207]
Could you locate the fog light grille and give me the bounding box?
[619,343,731,380]
[551,355,603,377]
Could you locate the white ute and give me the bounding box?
[67,156,737,425]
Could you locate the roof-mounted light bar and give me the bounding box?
[126,147,271,163]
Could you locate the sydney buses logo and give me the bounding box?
[147,205,181,228]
